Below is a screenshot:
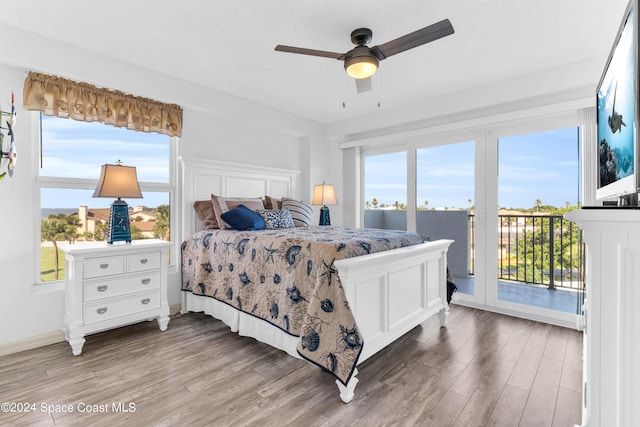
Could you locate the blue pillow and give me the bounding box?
[220,204,265,230]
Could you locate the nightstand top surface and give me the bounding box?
[59,239,170,255]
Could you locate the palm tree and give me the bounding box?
[153,204,170,240]
[41,214,82,280]
[535,199,542,212]
[131,224,144,240]
[94,221,108,241]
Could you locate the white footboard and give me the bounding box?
[335,239,453,363]
[183,238,453,403]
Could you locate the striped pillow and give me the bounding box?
[281,198,313,227]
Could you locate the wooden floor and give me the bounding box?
[0,305,583,426]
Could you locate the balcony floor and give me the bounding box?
[454,277,581,314]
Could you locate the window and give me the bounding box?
[37,114,174,284]
[363,151,407,229]
[497,126,582,312]
[416,142,475,210]
[416,141,475,294]
[356,108,587,326]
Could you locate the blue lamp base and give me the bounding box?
[319,205,331,226]
[108,199,132,244]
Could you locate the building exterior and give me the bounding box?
[75,206,158,239]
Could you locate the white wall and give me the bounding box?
[0,29,329,350]
[180,108,303,172]
[0,66,58,350]
[0,24,606,352]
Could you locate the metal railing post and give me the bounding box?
[548,216,555,290]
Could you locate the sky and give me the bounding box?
[41,115,580,211]
[365,127,580,210]
[40,115,169,209]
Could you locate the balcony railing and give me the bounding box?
[495,214,584,290]
[365,209,584,292]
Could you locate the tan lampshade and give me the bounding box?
[311,183,338,206]
[93,163,143,199]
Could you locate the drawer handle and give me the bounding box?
[141,278,151,285]
[140,259,148,264]
[99,263,109,269]
[96,307,108,315]
[97,285,108,292]
[141,298,151,305]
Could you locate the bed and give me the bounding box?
[178,157,453,402]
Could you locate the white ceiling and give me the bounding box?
[0,0,630,124]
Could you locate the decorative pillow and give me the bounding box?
[264,195,282,210]
[281,198,313,227]
[256,208,295,229]
[220,205,265,231]
[193,200,218,229]
[211,195,265,229]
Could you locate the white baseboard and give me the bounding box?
[0,303,184,357]
[452,300,578,329]
[0,330,65,357]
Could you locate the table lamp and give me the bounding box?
[93,161,142,244]
[311,181,338,226]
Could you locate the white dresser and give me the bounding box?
[60,239,171,355]
[564,209,640,427]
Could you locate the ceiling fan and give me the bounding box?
[275,19,454,93]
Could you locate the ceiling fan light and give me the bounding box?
[345,55,378,79]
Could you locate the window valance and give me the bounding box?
[23,71,183,137]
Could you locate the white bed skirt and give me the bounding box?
[182,292,301,360]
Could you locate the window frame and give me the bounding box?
[32,112,178,287]
[356,108,590,327]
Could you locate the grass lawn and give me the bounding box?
[41,245,66,282]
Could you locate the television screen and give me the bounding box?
[596,3,637,201]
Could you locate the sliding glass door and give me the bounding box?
[359,111,586,326]
[416,141,475,297]
[493,125,583,319]
[363,150,407,229]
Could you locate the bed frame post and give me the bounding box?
[437,305,449,327]
[180,290,189,315]
[335,368,359,403]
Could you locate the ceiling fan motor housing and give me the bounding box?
[350,28,373,45]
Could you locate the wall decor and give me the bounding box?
[0,92,17,180]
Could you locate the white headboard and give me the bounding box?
[178,157,300,241]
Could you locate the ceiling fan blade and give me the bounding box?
[275,45,343,59]
[375,19,454,58]
[355,77,372,94]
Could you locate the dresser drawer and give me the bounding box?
[126,251,161,272]
[84,272,161,302]
[84,291,161,324]
[84,256,124,279]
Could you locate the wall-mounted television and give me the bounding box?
[596,0,639,205]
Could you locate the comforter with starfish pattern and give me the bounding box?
[181,226,423,385]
